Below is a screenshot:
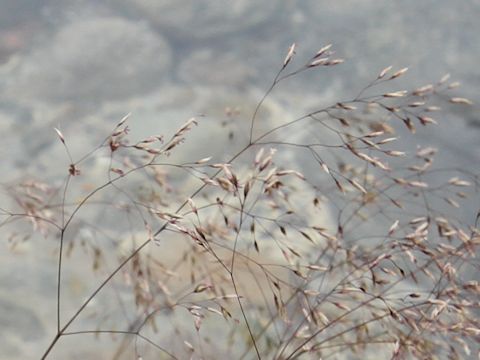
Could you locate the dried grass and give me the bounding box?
[1,43,479,360]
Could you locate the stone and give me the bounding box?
[8,16,172,104]
[117,0,281,39]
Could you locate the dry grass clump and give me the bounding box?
[1,43,479,360]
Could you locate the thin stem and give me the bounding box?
[57,174,71,333]
[249,63,287,144]
[41,333,61,360]
[41,233,153,360]
[57,229,65,333]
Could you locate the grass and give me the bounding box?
[1,43,479,359]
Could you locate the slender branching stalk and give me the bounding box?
[2,44,478,360]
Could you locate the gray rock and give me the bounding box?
[117,0,281,39]
[9,16,172,104]
[177,49,255,87]
[0,297,45,341]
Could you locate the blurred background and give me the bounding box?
[0,1,478,358]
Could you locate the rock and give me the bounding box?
[9,16,172,104]
[177,49,255,87]
[0,297,45,343]
[117,0,281,39]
